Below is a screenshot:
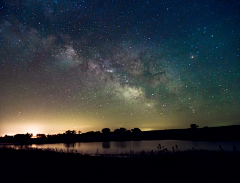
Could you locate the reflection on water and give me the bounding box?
[64,143,75,148]
[114,141,127,148]
[132,141,141,148]
[102,142,110,149]
[2,140,240,154]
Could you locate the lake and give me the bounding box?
[5,140,240,154]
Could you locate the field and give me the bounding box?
[0,146,239,183]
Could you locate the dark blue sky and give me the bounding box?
[0,0,239,135]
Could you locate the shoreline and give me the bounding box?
[1,125,240,144]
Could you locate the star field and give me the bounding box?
[0,0,239,135]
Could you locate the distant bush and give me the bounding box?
[190,124,199,130]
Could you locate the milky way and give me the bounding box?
[0,0,240,135]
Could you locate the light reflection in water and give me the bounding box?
[2,140,240,154]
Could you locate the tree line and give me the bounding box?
[1,124,201,142]
[1,127,142,140]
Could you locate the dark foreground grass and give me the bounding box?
[0,146,240,183]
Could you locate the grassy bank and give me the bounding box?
[0,146,239,183]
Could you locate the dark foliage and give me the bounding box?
[190,124,199,130]
[102,128,111,133]
[0,146,239,183]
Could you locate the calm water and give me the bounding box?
[6,140,240,154]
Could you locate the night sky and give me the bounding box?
[0,0,239,136]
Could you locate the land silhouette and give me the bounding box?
[1,124,240,182]
[1,142,239,183]
[1,124,240,144]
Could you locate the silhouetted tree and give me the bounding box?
[65,130,76,135]
[14,133,33,140]
[26,133,33,138]
[120,128,127,133]
[114,129,119,133]
[3,135,13,140]
[102,128,110,134]
[190,124,199,130]
[36,134,47,138]
[131,128,142,133]
[4,135,13,138]
[47,134,58,138]
[114,128,127,134]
